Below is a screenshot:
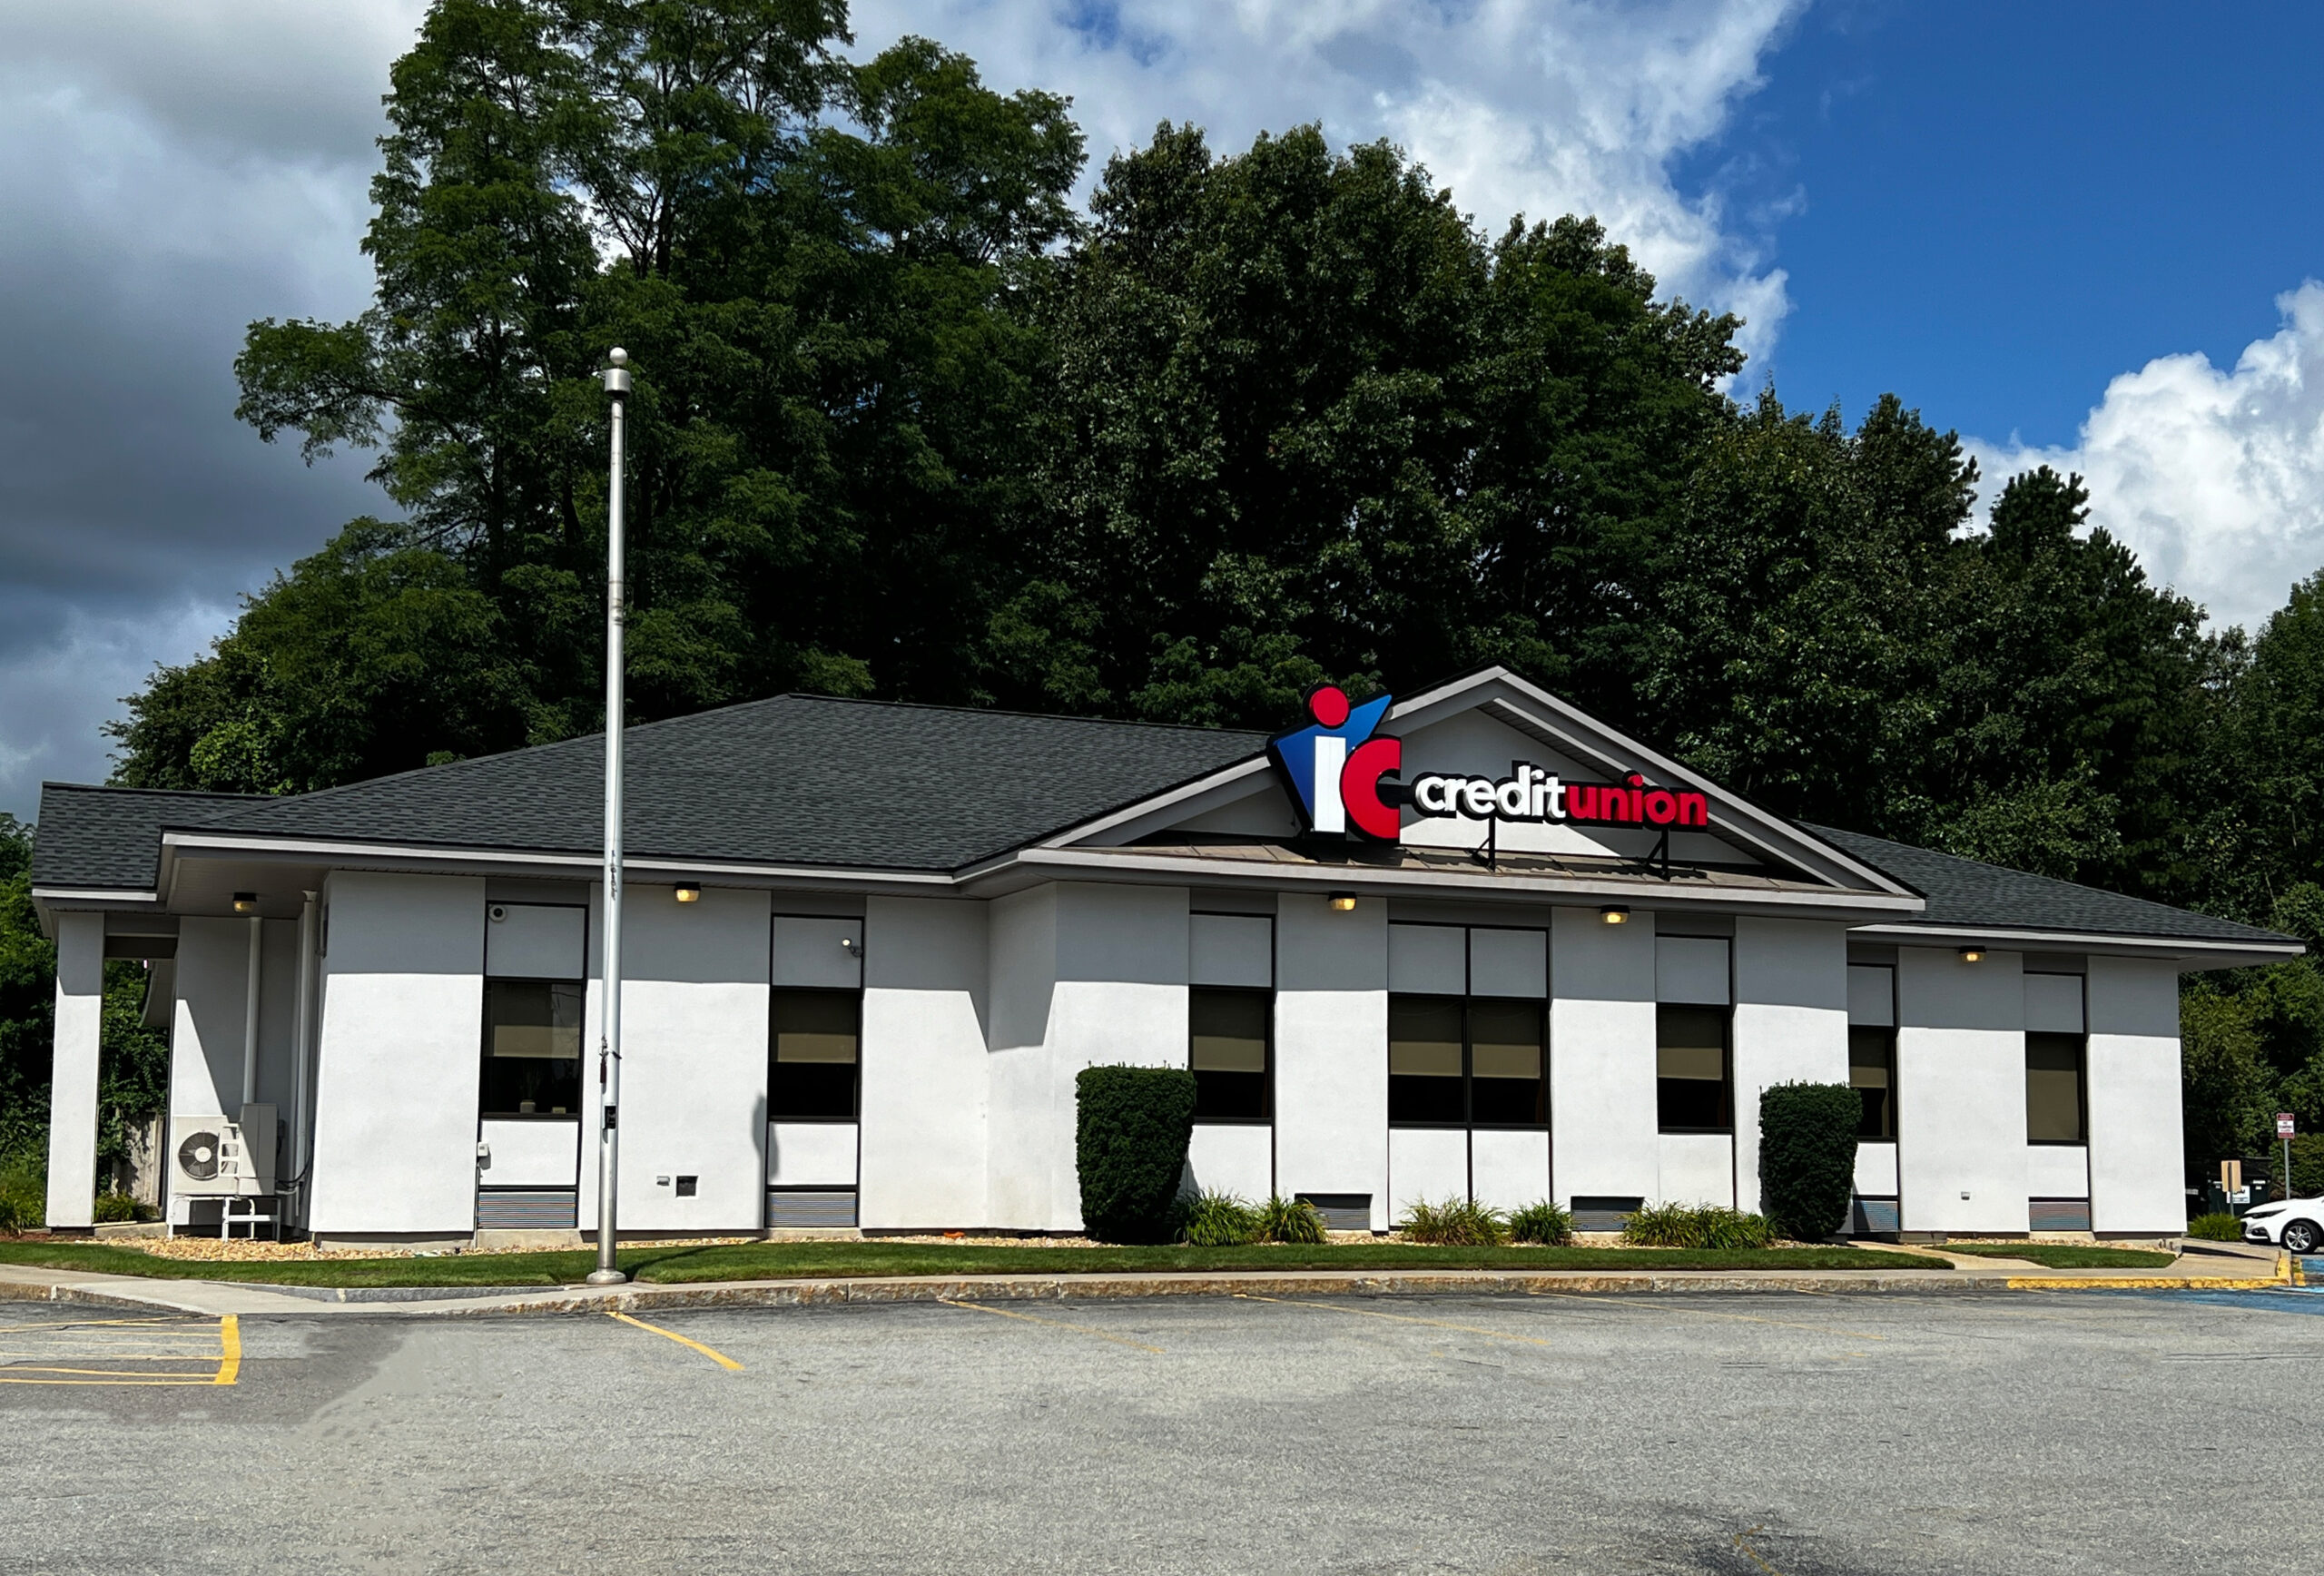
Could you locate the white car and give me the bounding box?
[2240,1197,2323,1255]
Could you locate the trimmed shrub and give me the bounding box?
[1258,1194,1328,1245]
[1075,1065,1198,1244]
[1758,1080,1861,1241]
[2186,1212,2243,1241]
[1180,1189,1263,1246]
[1398,1196,1509,1246]
[1622,1201,1777,1249]
[1508,1200,1574,1246]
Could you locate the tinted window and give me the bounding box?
[2026,1033,2085,1143]
[773,990,860,1121]
[1190,988,1270,1121]
[1388,997,1466,1125]
[1657,1004,1730,1131]
[480,979,584,1117]
[1849,1026,1896,1140]
[1469,1000,1545,1128]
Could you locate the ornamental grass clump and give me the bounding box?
[1257,1193,1328,1245]
[1508,1199,1574,1246]
[1179,1189,1263,1246]
[2185,1212,2243,1241]
[1397,1196,1509,1246]
[1075,1066,1198,1244]
[1621,1201,1777,1250]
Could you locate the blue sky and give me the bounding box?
[1701,0,2324,448]
[3,0,2322,814]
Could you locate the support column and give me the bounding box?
[45,912,104,1229]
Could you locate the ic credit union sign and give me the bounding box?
[1268,685,1710,844]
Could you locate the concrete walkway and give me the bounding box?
[0,1244,2300,1320]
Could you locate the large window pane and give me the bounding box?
[1191,988,1270,1121]
[1849,1026,1896,1140]
[480,979,584,1116]
[1657,1004,1730,1131]
[2026,1032,2085,1144]
[1469,1000,1546,1128]
[1388,996,1466,1126]
[773,990,860,1121]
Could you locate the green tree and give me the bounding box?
[990,123,1741,727]
[0,816,51,1160]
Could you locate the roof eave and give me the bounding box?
[1848,921,2304,969]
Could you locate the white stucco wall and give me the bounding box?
[1731,918,1850,1214]
[308,873,486,1236]
[613,883,771,1232]
[1471,1128,1550,1212]
[1896,946,2029,1234]
[986,882,1190,1231]
[860,896,990,1229]
[44,912,103,1228]
[1659,1132,1734,1206]
[1388,1127,1467,1219]
[2086,956,2187,1233]
[1551,907,1656,1207]
[170,916,300,1123]
[1275,894,1390,1229]
[1187,1124,1273,1200]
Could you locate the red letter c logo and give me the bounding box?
[1340,736,1403,842]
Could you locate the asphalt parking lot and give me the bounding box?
[3,1288,2319,1575]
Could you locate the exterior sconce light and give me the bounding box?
[1600,905,1630,925]
[841,936,861,957]
[1959,946,1984,963]
[1328,891,1358,912]
[674,882,702,903]
[231,892,259,915]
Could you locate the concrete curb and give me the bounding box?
[0,1258,2300,1319]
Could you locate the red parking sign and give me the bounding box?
[2280,1112,2298,1138]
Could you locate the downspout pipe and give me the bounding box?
[241,913,262,1108]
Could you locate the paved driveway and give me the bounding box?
[4,1289,2319,1574]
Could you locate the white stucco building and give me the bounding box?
[31,668,2298,1244]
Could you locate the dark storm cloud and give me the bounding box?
[0,3,426,815]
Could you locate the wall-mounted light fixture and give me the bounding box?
[1600,905,1630,926]
[1328,891,1358,912]
[841,935,861,958]
[231,892,259,915]
[674,882,702,903]
[1958,946,1984,963]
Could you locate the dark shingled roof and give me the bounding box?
[1805,823,2297,949]
[32,785,258,891]
[153,694,1267,876]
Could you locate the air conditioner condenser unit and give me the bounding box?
[169,1105,276,1197]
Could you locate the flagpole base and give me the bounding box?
[584,1268,629,1285]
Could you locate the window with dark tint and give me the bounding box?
[480,979,584,1116]
[1190,988,1271,1121]
[1657,1005,1730,1131]
[1849,1027,1896,1139]
[1388,997,1466,1126]
[1387,997,1547,1128]
[772,990,860,1121]
[1469,1000,1546,1127]
[2026,1033,2085,1143]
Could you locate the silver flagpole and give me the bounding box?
[586,348,632,1286]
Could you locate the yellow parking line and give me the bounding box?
[1,1364,222,1379]
[1236,1293,1552,1346]
[607,1312,743,1371]
[0,1375,222,1386]
[0,1315,238,1388]
[0,1316,196,1335]
[213,1316,240,1386]
[937,1298,1164,1354]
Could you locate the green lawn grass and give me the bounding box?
[0,1237,1935,1288]
[1940,1242,2178,1269]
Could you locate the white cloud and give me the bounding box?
[1967,281,2324,635]
[849,0,1804,363]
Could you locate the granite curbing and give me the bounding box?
[0,1258,2300,1320]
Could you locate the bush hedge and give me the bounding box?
[2186,1212,2243,1241]
[1075,1065,1197,1244]
[1758,1081,1861,1241]
[1508,1200,1574,1246]
[1178,1191,1330,1246]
